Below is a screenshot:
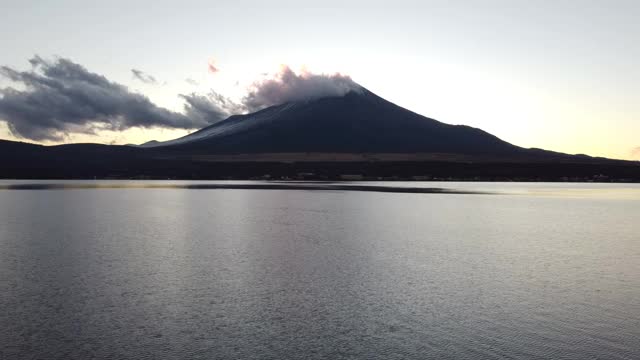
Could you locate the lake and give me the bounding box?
[1,181,639,359]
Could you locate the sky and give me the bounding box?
[0,0,638,160]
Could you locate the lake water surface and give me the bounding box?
[1,181,639,359]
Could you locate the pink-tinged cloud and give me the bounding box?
[632,147,640,160]
[242,65,361,111]
[208,59,219,74]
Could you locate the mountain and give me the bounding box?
[144,88,524,156]
[1,87,638,180]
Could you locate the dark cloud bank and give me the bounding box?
[0,57,230,141]
[0,57,360,141]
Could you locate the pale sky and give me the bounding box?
[1,0,639,160]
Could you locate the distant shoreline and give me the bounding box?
[1,177,639,183]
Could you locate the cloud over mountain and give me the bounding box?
[0,56,230,141]
[632,147,640,160]
[180,91,244,125]
[242,65,361,112]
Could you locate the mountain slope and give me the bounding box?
[2,87,638,180]
[146,88,523,155]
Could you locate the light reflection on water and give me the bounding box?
[0,181,638,359]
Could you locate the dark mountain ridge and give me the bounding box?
[147,88,523,156]
[1,87,638,180]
